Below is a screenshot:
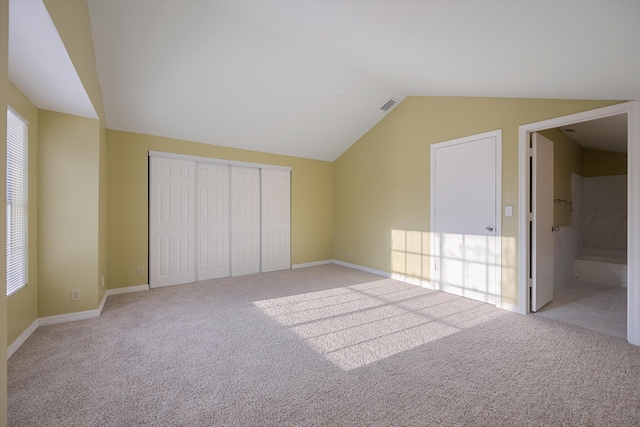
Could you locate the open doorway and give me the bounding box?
[518,101,639,345]
[533,115,628,339]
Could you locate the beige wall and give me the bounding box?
[6,83,39,346]
[1,0,9,421]
[44,0,108,307]
[107,130,333,289]
[38,110,101,317]
[333,96,622,306]
[539,128,584,227]
[584,148,627,177]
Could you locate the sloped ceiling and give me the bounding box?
[25,1,640,161]
[8,0,97,119]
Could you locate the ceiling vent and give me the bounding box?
[380,98,398,112]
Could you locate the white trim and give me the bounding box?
[331,260,390,278]
[98,289,108,314]
[292,260,332,269]
[229,160,291,172]
[429,129,503,306]
[628,101,639,345]
[38,307,102,327]
[7,319,38,359]
[106,284,150,296]
[390,273,436,290]
[8,284,151,357]
[518,101,639,345]
[496,300,524,314]
[149,281,187,289]
[148,150,227,165]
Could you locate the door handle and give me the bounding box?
[486,226,494,232]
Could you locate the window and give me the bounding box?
[6,108,28,296]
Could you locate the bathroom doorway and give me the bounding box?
[534,113,628,338]
[518,101,639,345]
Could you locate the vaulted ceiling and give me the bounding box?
[9,0,640,161]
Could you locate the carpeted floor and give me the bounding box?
[8,264,640,426]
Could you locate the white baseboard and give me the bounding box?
[39,307,102,327]
[8,319,39,359]
[496,300,525,314]
[10,284,150,357]
[331,260,391,278]
[106,284,150,296]
[292,260,333,269]
[390,273,437,290]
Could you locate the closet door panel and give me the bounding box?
[149,157,196,287]
[261,169,291,272]
[196,163,230,280]
[231,166,261,276]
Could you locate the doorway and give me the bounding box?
[519,101,639,345]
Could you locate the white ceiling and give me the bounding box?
[8,0,96,119]
[559,114,628,154]
[10,1,640,161]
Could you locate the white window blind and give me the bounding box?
[6,108,28,297]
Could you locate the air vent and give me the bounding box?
[380,98,398,112]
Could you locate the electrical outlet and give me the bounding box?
[347,249,352,257]
[71,289,81,301]
[137,266,144,276]
[102,276,105,288]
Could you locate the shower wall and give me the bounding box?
[554,173,627,287]
[581,174,627,258]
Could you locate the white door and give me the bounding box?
[231,166,261,276]
[196,162,230,280]
[431,131,501,304]
[531,132,554,311]
[261,168,291,272]
[149,157,196,287]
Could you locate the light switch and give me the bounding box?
[505,206,513,217]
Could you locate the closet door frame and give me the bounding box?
[148,152,292,286]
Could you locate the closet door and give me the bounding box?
[261,168,291,272]
[149,157,196,287]
[196,162,229,280]
[230,166,261,276]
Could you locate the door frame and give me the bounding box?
[518,101,639,345]
[430,129,503,306]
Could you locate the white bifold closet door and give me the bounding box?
[197,162,230,280]
[150,155,290,287]
[149,157,196,287]
[261,168,291,273]
[230,166,261,276]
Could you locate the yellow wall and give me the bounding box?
[44,0,108,307]
[38,110,101,317]
[107,130,333,289]
[1,0,9,421]
[333,96,622,306]
[584,148,627,177]
[539,128,584,227]
[7,83,39,346]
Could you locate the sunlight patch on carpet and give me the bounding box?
[254,279,505,370]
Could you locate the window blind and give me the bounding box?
[7,108,28,297]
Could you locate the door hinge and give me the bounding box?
[528,146,534,157]
[528,212,533,221]
[528,278,533,288]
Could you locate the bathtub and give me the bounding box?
[574,256,627,286]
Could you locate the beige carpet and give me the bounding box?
[8,264,640,426]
